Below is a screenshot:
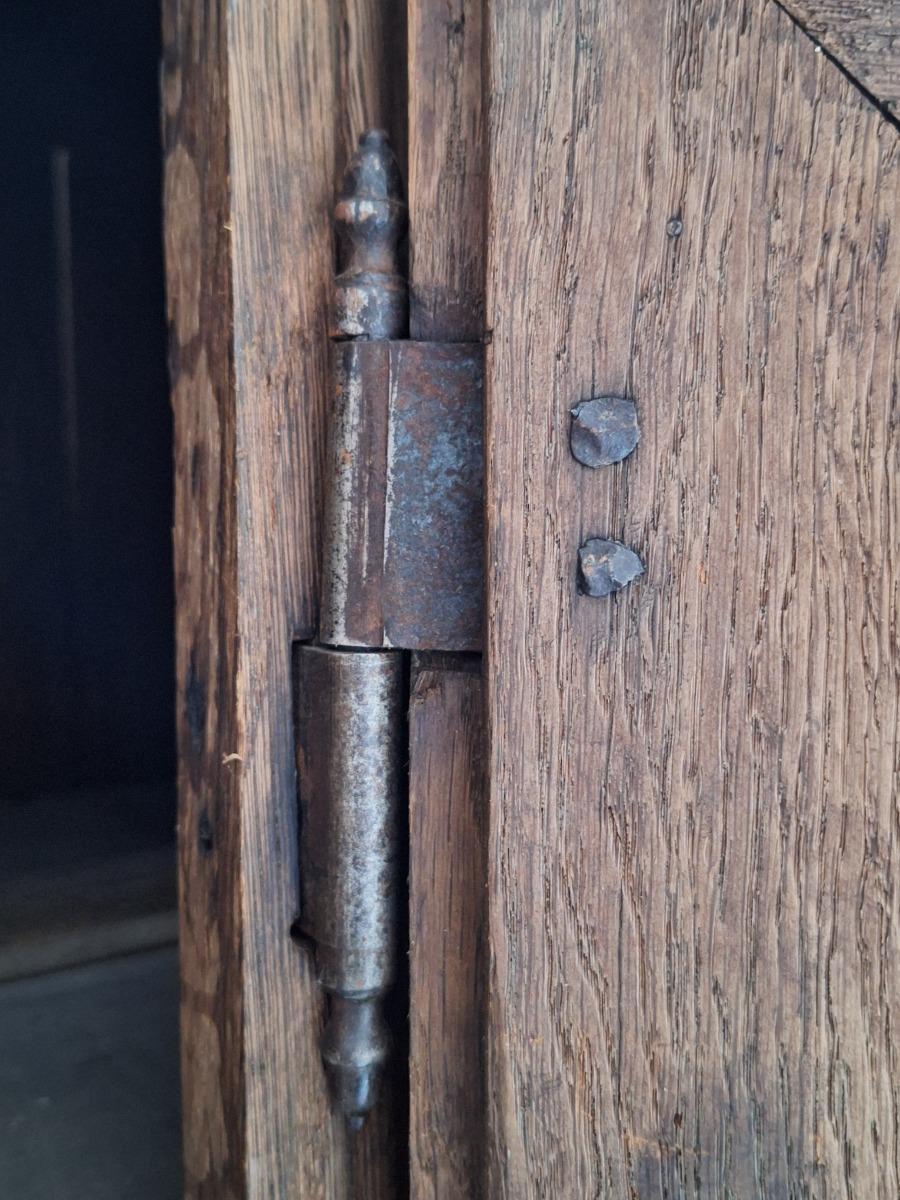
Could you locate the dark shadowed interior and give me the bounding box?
[0,5,180,1195]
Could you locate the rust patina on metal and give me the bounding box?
[320,339,484,651]
[319,129,483,652]
[383,342,483,650]
[294,644,403,1125]
[331,129,408,341]
[577,537,644,597]
[570,395,639,468]
[301,129,484,1127]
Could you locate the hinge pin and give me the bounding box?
[298,128,484,1125]
[298,130,408,1127]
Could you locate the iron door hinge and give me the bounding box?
[295,130,483,1125]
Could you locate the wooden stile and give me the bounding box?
[164,1,405,1194]
[163,2,341,1193]
[483,0,900,1194]
[407,2,488,1194]
[409,657,486,1200]
[408,0,485,343]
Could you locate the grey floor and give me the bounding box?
[0,947,182,1199]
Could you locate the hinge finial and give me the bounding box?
[331,129,408,340]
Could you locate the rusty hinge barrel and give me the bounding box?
[319,337,484,650]
[295,644,403,1125]
[319,129,484,654]
[297,130,409,1127]
[297,128,484,1125]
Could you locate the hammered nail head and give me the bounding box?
[570,396,639,468]
[577,538,644,597]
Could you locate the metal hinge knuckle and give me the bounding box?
[295,129,484,1126]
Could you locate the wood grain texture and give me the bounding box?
[409,658,486,1200]
[407,9,488,1194]
[337,0,407,177]
[228,4,347,1196]
[483,1,900,1196]
[779,1,900,115]
[408,0,485,340]
[163,5,245,1194]
[164,1,360,1194]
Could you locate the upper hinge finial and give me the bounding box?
[331,129,408,341]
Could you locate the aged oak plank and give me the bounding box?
[779,1,900,115]
[407,6,488,1194]
[165,1,405,1194]
[227,4,344,1196]
[484,0,899,1196]
[408,0,485,341]
[409,658,486,1200]
[163,5,248,1194]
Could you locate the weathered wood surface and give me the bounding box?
[780,1,900,115]
[409,658,486,1200]
[484,0,900,1195]
[338,0,407,176]
[165,1,406,1194]
[408,0,485,341]
[163,5,246,1194]
[228,7,344,1189]
[407,6,488,1194]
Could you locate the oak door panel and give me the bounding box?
[484,1,899,1195]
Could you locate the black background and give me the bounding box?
[0,3,173,842]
